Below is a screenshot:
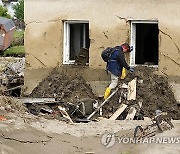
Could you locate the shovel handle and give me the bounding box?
[87,88,119,120]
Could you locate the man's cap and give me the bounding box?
[121,43,133,52]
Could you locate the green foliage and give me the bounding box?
[11,30,24,46]
[0,5,11,19]
[4,46,25,57]
[14,30,24,38]
[3,30,25,57]
[13,0,24,21]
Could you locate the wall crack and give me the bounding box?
[26,21,42,26]
[27,53,47,67]
[26,19,60,26]
[161,53,180,66]
[103,31,108,39]
[159,29,180,53]
[115,15,128,23]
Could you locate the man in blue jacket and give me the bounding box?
[104,43,134,99]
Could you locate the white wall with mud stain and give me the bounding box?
[24,0,180,94]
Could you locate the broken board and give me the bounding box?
[58,106,73,123]
[125,106,136,120]
[109,103,128,120]
[20,98,56,104]
[125,101,143,120]
[127,78,137,100]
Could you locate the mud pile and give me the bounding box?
[104,66,180,120]
[30,66,180,120]
[30,69,95,102]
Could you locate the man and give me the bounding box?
[104,43,134,99]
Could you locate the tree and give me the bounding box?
[13,0,24,21]
[0,5,11,19]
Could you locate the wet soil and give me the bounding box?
[103,66,180,120]
[29,66,180,120]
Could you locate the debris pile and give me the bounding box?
[30,69,95,102]
[134,114,174,140]
[104,66,180,120]
[28,66,180,121]
[0,57,25,97]
[0,96,26,113]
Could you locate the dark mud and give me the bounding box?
[30,66,180,120]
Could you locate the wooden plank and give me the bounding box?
[58,106,73,123]
[109,103,128,120]
[3,85,22,92]
[127,78,137,100]
[20,98,56,104]
[126,101,143,120]
[125,106,136,120]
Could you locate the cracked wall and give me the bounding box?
[159,28,180,76]
[24,0,180,94]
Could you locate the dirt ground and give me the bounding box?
[29,66,180,120]
[0,111,180,154]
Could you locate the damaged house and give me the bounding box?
[24,0,180,95]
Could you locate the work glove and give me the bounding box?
[130,46,133,52]
[129,68,134,73]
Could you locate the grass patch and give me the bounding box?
[4,46,25,57]
[11,30,24,46]
[13,30,24,38]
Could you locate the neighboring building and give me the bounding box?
[0,0,18,17]
[24,0,180,94]
[0,17,16,51]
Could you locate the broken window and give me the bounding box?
[63,21,90,65]
[130,21,159,66]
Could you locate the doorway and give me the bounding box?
[130,21,159,66]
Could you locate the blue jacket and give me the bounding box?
[107,46,130,76]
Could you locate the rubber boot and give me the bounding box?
[104,87,111,100]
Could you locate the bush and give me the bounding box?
[0,5,11,19]
[13,0,24,21]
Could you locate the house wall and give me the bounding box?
[24,0,180,94]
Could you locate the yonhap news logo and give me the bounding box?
[101,133,116,148]
[101,133,180,148]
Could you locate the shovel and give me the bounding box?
[76,88,119,123]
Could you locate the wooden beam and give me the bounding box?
[127,78,137,100]
[20,98,56,104]
[58,106,73,123]
[109,103,128,120]
[125,106,136,120]
[125,101,143,120]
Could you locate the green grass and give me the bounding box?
[13,30,24,39]
[4,46,25,57]
[1,30,25,57]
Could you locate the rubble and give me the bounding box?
[0,57,25,96]
[134,113,174,139]
[0,58,179,122]
[0,96,27,113]
[28,66,180,121]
